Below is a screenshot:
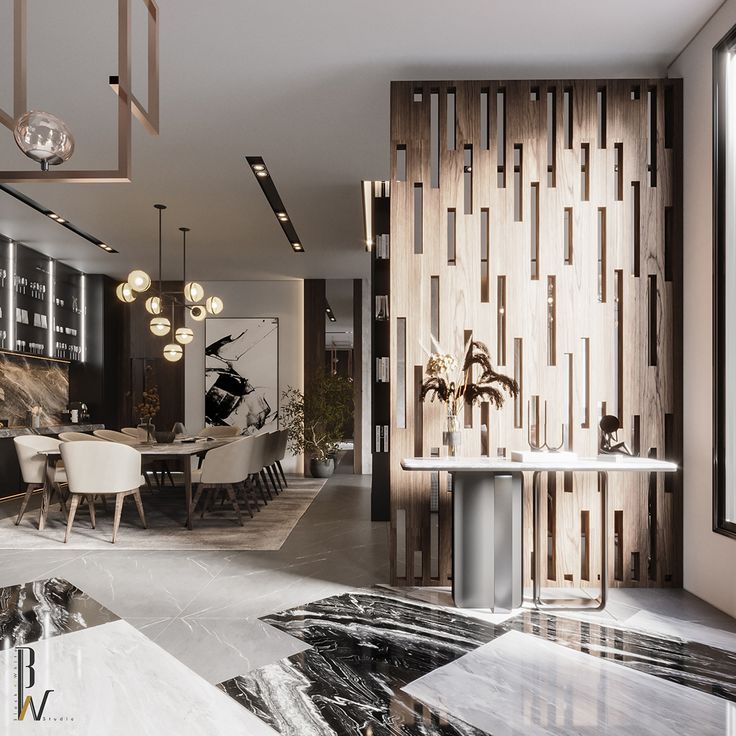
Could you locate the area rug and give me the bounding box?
[0,475,326,551]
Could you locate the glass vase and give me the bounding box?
[443,409,462,457]
[138,420,156,444]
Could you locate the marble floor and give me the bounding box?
[2,467,736,734]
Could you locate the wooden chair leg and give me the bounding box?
[200,487,214,518]
[55,484,69,517]
[164,462,176,487]
[64,494,80,543]
[238,481,254,518]
[38,485,51,530]
[86,496,96,528]
[190,483,206,522]
[132,490,147,529]
[111,493,125,544]
[15,483,37,526]
[226,484,244,526]
[269,465,283,493]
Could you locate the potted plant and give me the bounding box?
[420,339,518,456]
[281,371,353,478]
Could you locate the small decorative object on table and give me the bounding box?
[136,384,161,445]
[420,339,518,457]
[28,405,42,429]
[598,414,634,459]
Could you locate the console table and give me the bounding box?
[401,456,677,612]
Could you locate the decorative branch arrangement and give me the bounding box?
[420,338,518,413]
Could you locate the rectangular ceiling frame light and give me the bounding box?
[0,184,118,253]
[245,155,304,253]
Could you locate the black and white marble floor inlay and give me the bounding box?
[218,590,736,736]
[0,577,119,650]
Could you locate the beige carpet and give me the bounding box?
[0,475,327,550]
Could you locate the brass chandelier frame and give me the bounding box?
[0,0,159,183]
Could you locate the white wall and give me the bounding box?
[184,280,304,474]
[670,1,736,617]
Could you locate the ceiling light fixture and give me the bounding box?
[246,155,305,253]
[116,204,222,361]
[13,110,75,171]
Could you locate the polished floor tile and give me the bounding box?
[623,609,736,652]
[404,630,733,736]
[0,619,277,735]
[154,616,310,684]
[0,577,118,650]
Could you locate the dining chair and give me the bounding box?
[249,432,274,503]
[93,429,139,444]
[60,441,146,543]
[121,427,176,487]
[13,435,69,528]
[58,431,103,442]
[196,425,242,438]
[263,431,283,494]
[274,429,289,487]
[93,429,158,490]
[190,437,248,526]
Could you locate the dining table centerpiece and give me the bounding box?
[420,339,519,456]
[136,384,161,444]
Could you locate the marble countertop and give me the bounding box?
[0,423,104,439]
[401,455,678,473]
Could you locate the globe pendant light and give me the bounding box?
[150,316,171,336]
[13,111,75,171]
[116,282,136,303]
[128,269,151,293]
[205,295,224,315]
[190,304,206,321]
[145,295,163,315]
[184,281,204,303]
[163,343,183,362]
[175,327,194,345]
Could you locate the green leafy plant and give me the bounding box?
[281,372,353,462]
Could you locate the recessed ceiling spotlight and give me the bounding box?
[292,242,303,251]
[252,163,265,171]
[48,213,59,219]
[256,170,268,178]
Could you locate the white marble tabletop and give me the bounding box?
[401,455,678,473]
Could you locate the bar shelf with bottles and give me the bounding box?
[0,236,85,362]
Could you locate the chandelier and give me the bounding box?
[115,204,224,362]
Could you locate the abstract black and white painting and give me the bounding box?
[204,318,279,433]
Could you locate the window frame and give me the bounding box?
[713,24,736,539]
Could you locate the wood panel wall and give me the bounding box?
[387,79,682,589]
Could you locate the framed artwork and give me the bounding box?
[204,318,279,434]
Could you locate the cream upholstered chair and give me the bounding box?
[60,441,146,543]
[249,432,274,504]
[190,437,248,526]
[197,425,241,438]
[262,431,283,494]
[274,429,289,487]
[93,429,139,444]
[59,431,102,442]
[14,435,69,528]
[121,427,149,442]
[120,427,176,487]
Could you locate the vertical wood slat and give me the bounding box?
[387,79,682,589]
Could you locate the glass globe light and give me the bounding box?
[116,282,136,303]
[149,316,171,336]
[127,270,151,292]
[145,296,163,315]
[175,327,194,345]
[184,281,204,303]
[13,111,75,171]
[163,343,183,362]
[205,296,224,315]
[190,305,206,322]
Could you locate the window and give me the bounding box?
[714,27,736,537]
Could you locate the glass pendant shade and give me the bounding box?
[128,270,151,292]
[184,281,204,303]
[13,111,75,170]
[163,343,183,362]
[205,296,224,315]
[190,305,206,321]
[175,327,194,345]
[116,282,136,303]
[149,316,171,336]
[145,295,163,315]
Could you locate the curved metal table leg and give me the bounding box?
[531,469,608,611]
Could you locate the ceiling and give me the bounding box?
[0,0,722,282]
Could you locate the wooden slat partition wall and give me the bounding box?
[388,80,682,589]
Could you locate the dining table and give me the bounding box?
[39,438,236,530]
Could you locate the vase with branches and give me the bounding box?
[420,338,518,456]
[281,371,353,477]
[136,367,161,444]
